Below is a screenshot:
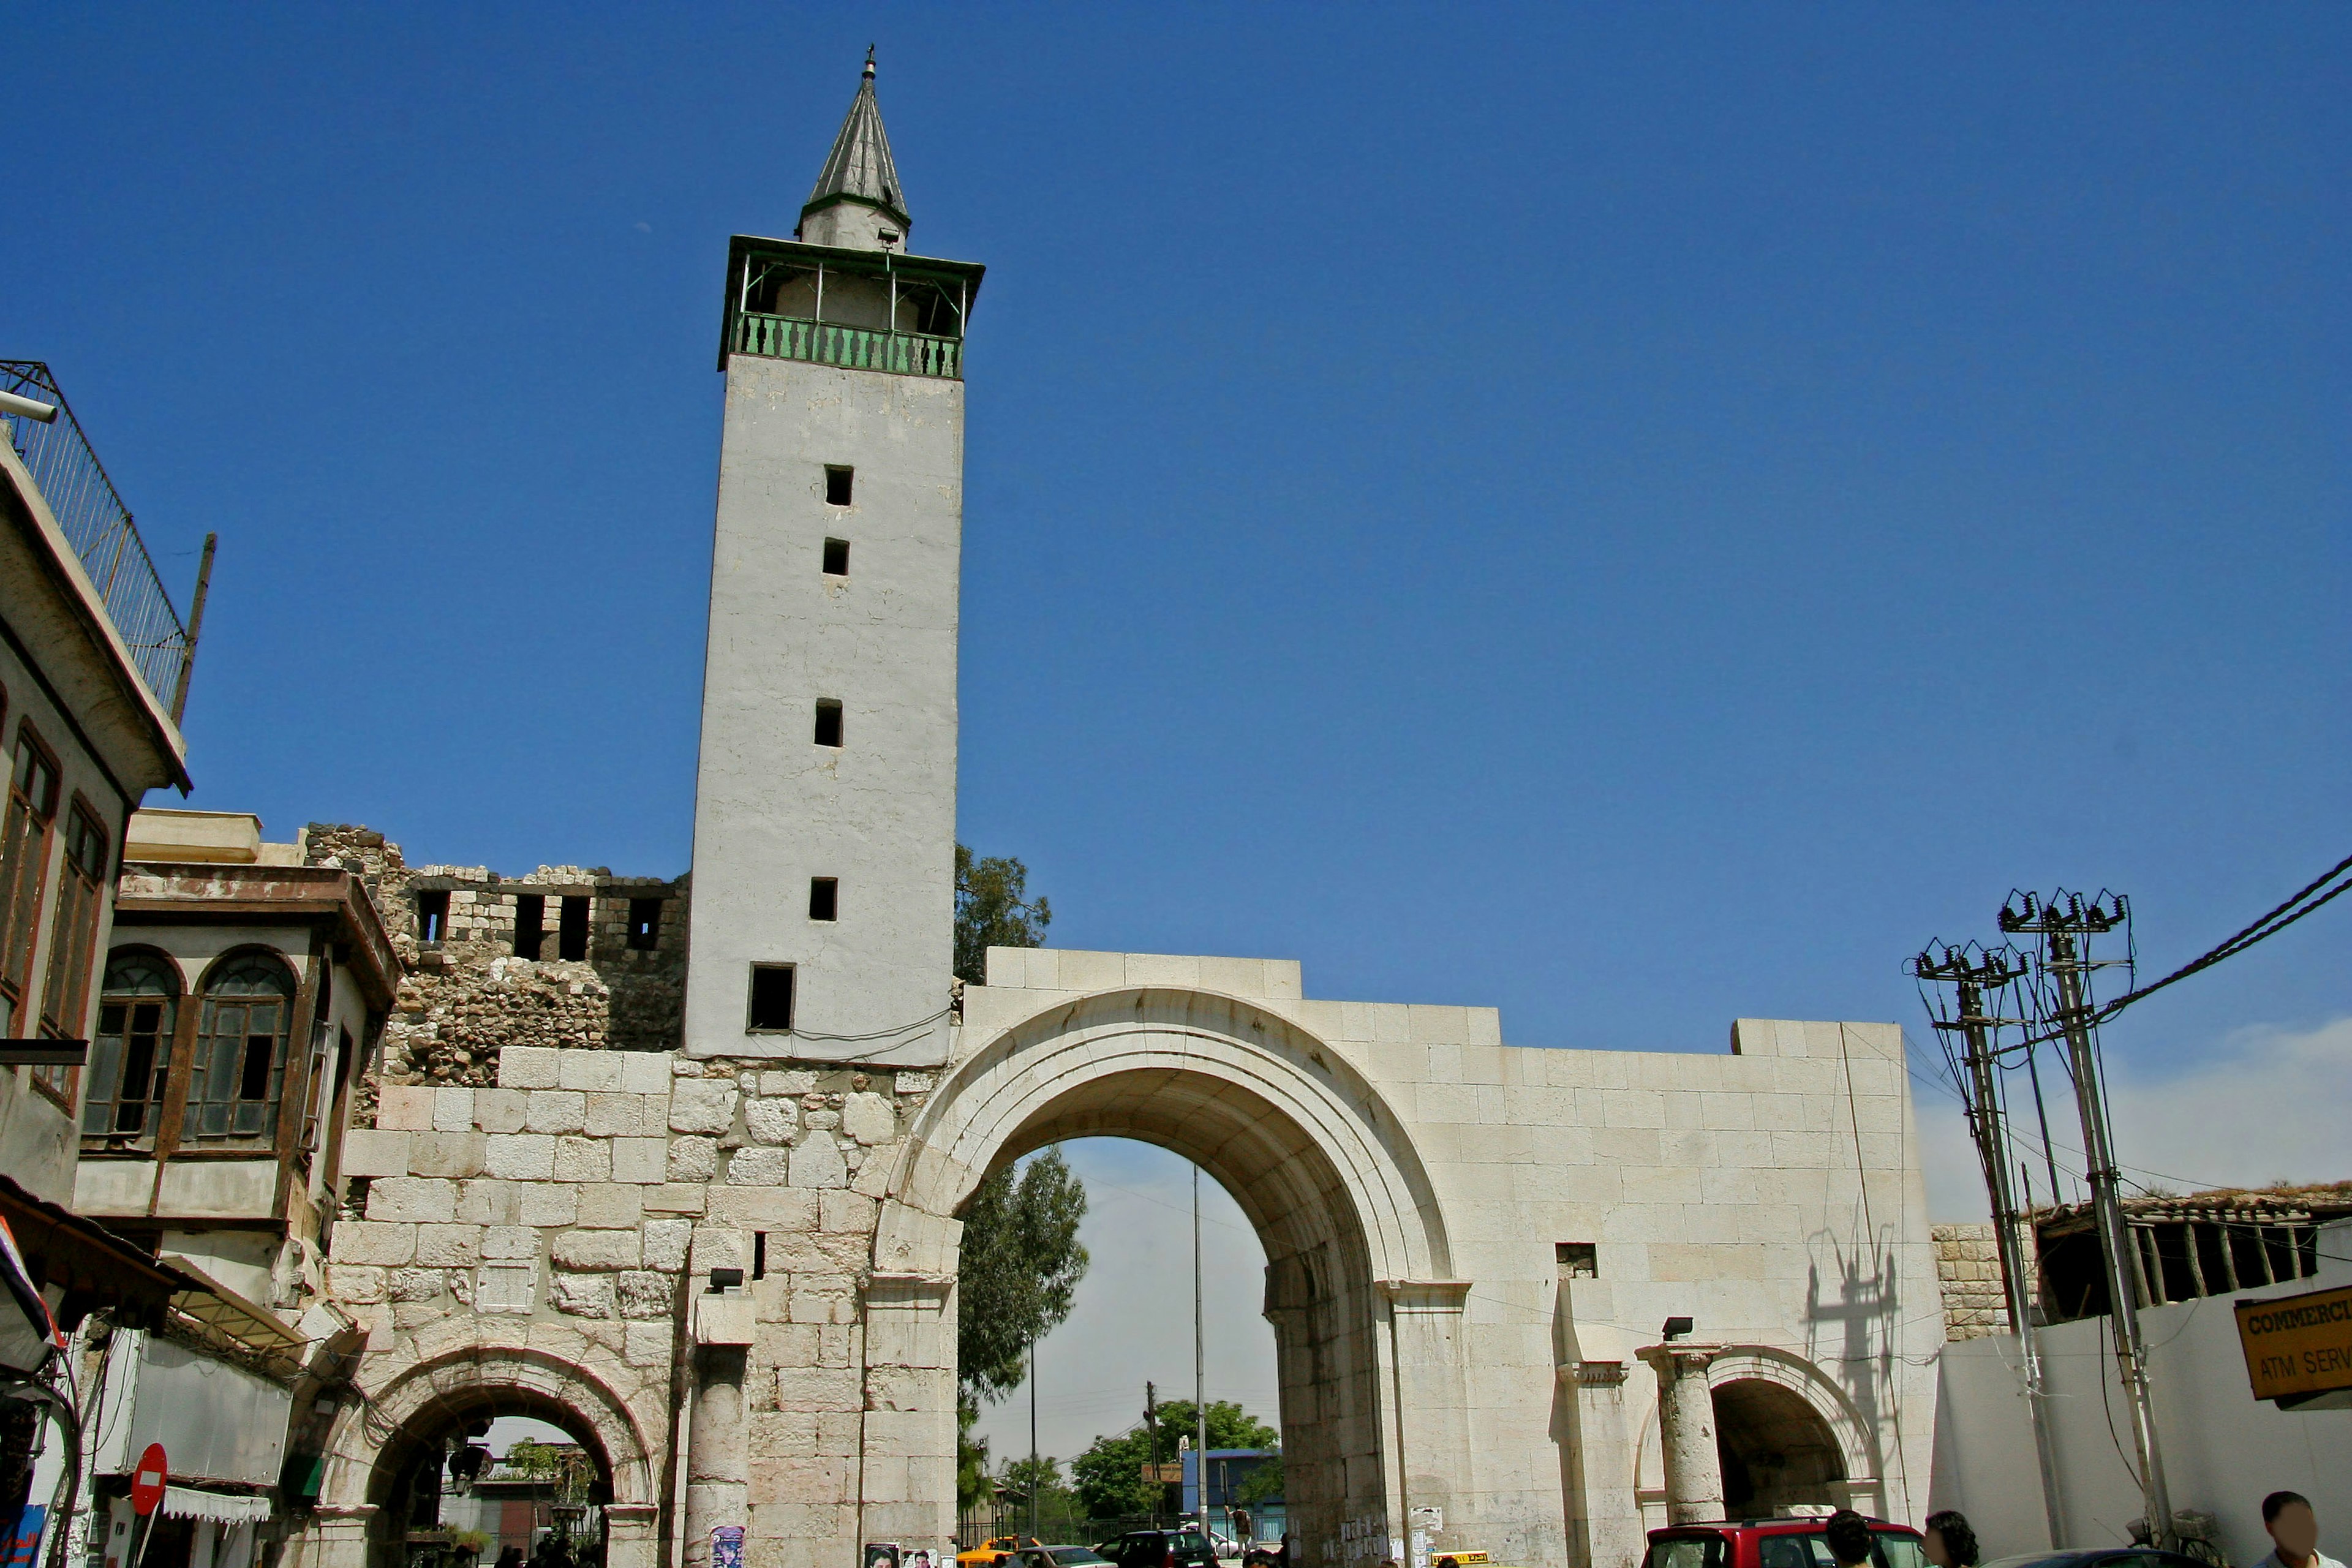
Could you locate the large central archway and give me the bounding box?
[870,987,1464,1568]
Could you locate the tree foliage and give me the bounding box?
[1232,1453,1284,1507]
[958,1148,1089,1405]
[1068,1400,1278,1519]
[956,843,1052,985]
[500,1441,590,1506]
[958,1400,993,1515]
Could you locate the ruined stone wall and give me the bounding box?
[301,824,689,1115]
[1933,1221,2013,1340]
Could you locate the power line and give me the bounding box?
[1994,851,2352,1055]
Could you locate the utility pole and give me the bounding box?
[2002,891,2174,1550]
[1194,1165,1210,1547]
[1145,1382,1160,1527]
[1028,1332,1039,1543]
[1910,943,2066,1548]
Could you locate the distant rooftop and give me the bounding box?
[1,361,197,714]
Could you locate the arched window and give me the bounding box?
[192,951,296,1141]
[84,951,179,1146]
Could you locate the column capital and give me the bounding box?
[1635,1342,1725,1378]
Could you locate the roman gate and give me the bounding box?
[292,946,1940,1568]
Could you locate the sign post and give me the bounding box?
[126,1445,167,1568]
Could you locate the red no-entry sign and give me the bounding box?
[130,1445,167,1516]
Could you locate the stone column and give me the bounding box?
[294,1504,376,1568]
[1635,1344,1725,1525]
[684,1287,756,1568]
[604,1503,662,1568]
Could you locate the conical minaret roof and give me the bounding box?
[803,48,910,233]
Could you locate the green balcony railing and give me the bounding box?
[731,312,962,380]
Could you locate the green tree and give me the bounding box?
[957,1401,993,1516]
[954,843,1074,1504]
[500,1441,590,1507]
[1232,1453,1284,1507]
[1068,1401,1278,1519]
[959,1149,1089,1403]
[956,843,1052,985]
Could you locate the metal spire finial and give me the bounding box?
[801,43,910,233]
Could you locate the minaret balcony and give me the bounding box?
[730,312,962,379]
[720,236,984,380]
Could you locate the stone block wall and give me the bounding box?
[325,1042,937,1568]
[1932,1222,2011,1340]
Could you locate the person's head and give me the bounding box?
[2265,1493,2318,1561]
[1923,1512,1977,1568]
[1824,1511,1875,1568]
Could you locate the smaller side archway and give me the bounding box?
[303,1346,662,1568]
[1702,1347,1881,1515]
[1633,1347,1884,1522]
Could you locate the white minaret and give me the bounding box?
[684,51,981,1064]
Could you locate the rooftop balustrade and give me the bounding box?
[1,361,194,716]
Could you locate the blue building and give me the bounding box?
[1179,1450,1283,1546]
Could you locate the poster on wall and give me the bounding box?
[4,1504,45,1568]
[713,1526,745,1568]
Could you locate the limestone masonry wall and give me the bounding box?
[325,1044,935,1568]
[301,824,688,1114]
[1932,1221,2011,1340]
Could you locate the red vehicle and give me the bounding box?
[1644,1518,1930,1568]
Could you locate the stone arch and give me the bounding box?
[869,986,1460,1566]
[1704,1347,1881,1511]
[1632,1346,1883,1520]
[308,1343,662,1568]
[878,986,1450,1281]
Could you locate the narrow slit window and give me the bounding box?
[416,890,450,945]
[747,965,795,1032]
[814,699,843,748]
[752,1232,768,1280]
[513,894,545,960]
[808,878,839,922]
[627,898,662,951]
[557,895,590,962]
[822,537,850,576]
[824,466,854,506]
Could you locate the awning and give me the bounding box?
[160,1487,273,1523]
[0,1172,187,1331]
[161,1257,308,1358]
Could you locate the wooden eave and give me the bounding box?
[112,862,402,1009]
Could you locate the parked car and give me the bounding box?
[1110,1530,1221,1568]
[960,1540,1037,1568]
[1645,1518,1929,1568]
[1982,1553,2216,1568]
[1016,1550,1112,1568]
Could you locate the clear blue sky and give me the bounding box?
[13,7,2349,1103]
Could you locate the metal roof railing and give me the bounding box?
[0,361,192,715]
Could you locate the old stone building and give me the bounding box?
[295,824,688,1093]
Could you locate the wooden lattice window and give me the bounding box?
[0,726,60,1036]
[84,951,178,1147]
[189,951,295,1142]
